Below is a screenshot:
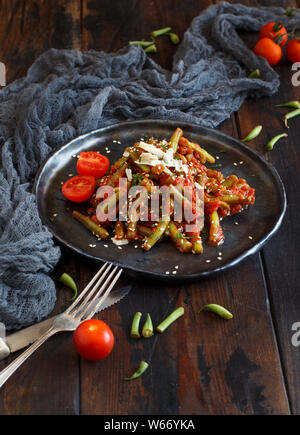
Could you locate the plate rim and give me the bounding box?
[33,119,287,281]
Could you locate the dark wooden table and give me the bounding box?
[0,0,299,415]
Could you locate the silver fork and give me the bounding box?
[0,262,122,388]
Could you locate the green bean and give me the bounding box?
[142,313,154,338]
[114,220,125,239]
[124,361,149,380]
[130,312,142,339]
[265,133,288,151]
[198,304,233,319]
[169,32,180,45]
[217,194,241,204]
[275,100,300,109]
[156,307,184,333]
[142,219,170,251]
[192,236,203,255]
[241,125,262,142]
[207,210,224,246]
[108,162,128,187]
[248,69,261,79]
[144,44,157,54]
[170,127,183,152]
[179,137,215,164]
[113,155,129,170]
[168,221,192,253]
[282,108,300,128]
[151,27,171,38]
[129,150,151,173]
[221,174,238,189]
[126,220,138,240]
[96,188,119,216]
[72,211,109,239]
[58,273,78,300]
[129,40,155,48]
[136,224,153,237]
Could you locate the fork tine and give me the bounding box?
[69,264,114,316]
[84,268,123,320]
[74,266,122,321]
[65,262,111,315]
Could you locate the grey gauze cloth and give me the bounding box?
[0,2,299,329]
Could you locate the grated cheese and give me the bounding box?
[125,168,132,181]
[111,236,129,246]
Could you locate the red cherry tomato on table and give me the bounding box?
[286,39,300,63]
[259,22,288,47]
[253,37,282,66]
[62,175,95,203]
[77,151,109,178]
[73,319,115,361]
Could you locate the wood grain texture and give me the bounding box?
[0,0,82,415]
[78,0,291,415]
[0,0,298,415]
[0,0,81,83]
[224,0,300,415]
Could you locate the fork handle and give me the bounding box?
[0,326,57,389]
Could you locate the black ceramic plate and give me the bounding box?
[34,120,286,281]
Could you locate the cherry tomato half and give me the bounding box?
[286,39,300,63]
[253,37,282,66]
[259,22,288,48]
[73,319,115,361]
[62,175,95,203]
[77,151,109,179]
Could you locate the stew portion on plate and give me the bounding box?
[62,128,255,256]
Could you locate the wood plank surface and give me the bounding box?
[221,0,300,415]
[0,0,82,415]
[0,0,298,415]
[79,0,291,415]
[0,0,81,84]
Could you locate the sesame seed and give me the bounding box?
[233,162,238,166]
[60,181,64,184]
[88,244,96,248]
[205,259,211,263]
[172,271,177,274]
[234,221,239,225]
[68,174,73,177]
[248,235,253,240]
[72,154,76,158]
[165,271,170,275]
[174,265,179,269]
[53,213,58,217]
[106,150,111,153]
[216,156,219,160]
[104,244,108,248]
[239,161,244,164]
[118,246,122,250]
[218,252,222,256]
[217,257,222,260]
[134,245,138,248]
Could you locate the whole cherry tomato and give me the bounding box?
[77,151,110,179]
[73,319,115,361]
[253,37,282,66]
[259,22,288,47]
[286,39,300,63]
[61,175,96,203]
